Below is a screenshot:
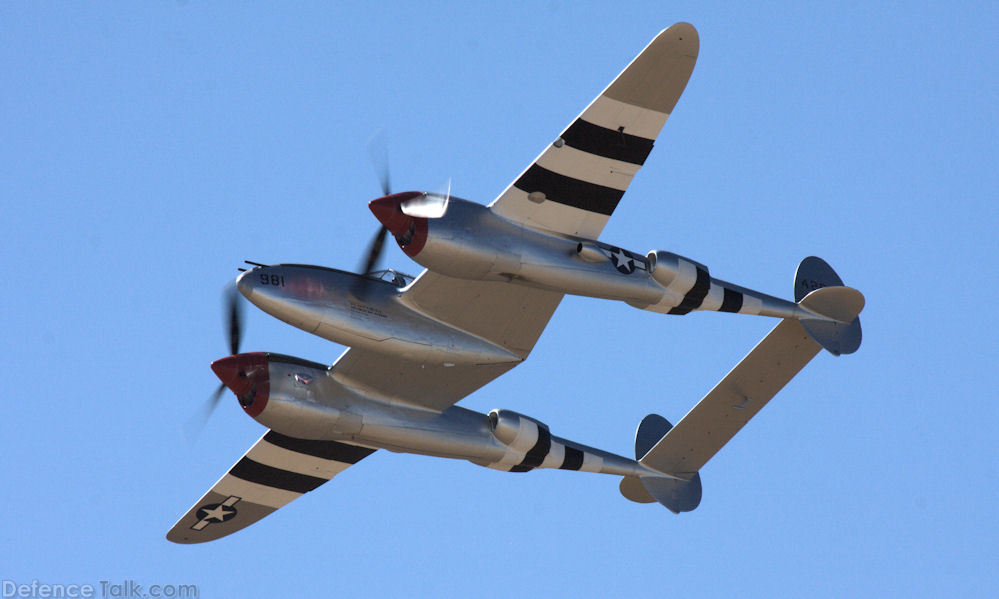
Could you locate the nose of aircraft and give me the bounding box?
[210,352,270,416]
[236,270,253,299]
[369,191,421,236]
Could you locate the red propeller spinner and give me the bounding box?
[210,352,270,417]
[368,192,428,257]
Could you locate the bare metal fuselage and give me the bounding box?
[215,352,658,479]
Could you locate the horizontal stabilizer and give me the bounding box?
[639,318,824,478]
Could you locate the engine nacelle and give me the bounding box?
[368,193,812,322]
[212,352,360,439]
[646,250,709,294]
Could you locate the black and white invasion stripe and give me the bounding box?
[209,431,376,509]
[509,424,553,473]
[667,266,711,315]
[657,274,770,318]
[512,117,654,217]
[496,436,604,474]
[490,24,698,239]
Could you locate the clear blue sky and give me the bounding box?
[3,3,997,597]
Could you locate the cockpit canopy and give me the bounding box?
[366,269,415,287]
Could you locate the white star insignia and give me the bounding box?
[200,504,234,522]
[610,248,634,273]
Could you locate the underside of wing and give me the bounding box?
[401,270,563,359]
[331,270,563,412]
[167,431,375,544]
[490,23,698,239]
[330,348,518,413]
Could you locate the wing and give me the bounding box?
[489,23,698,239]
[330,270,563,412]
[166,431,375,544]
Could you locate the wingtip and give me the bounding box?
[660,22,699,48]
[165,529,192,544]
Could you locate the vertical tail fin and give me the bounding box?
[619,414,702,513]
[795,257,864,356]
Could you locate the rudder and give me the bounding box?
[795,257,864,356]
[628,414,702,513]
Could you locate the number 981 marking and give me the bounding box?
[260,273,285,287]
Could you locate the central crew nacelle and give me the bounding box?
[370,193,823,321]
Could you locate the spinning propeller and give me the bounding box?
[184,285,244,443]
[359,129,393,278]
[359,130,450,282]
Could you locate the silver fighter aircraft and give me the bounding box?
[168,23,864,544]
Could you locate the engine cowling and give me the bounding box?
[212,352,353,439]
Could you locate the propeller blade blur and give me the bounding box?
[359,226,388,276]
[367,128,392,196]
[183,383,226,445]
[184,283,245,445]
[226,284,243,355]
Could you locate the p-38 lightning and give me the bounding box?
[168,23,863,543]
